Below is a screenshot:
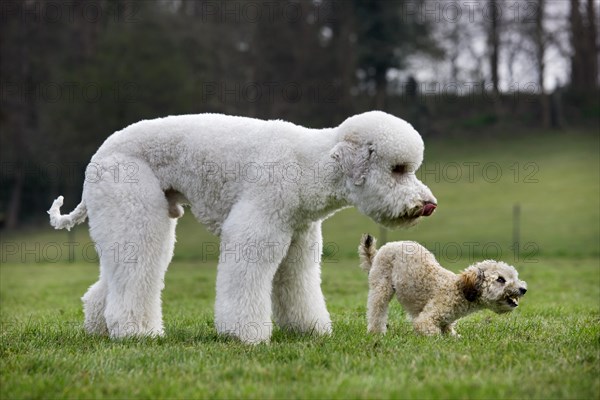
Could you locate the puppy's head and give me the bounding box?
[459,261,527,313]
[331,111,437,229]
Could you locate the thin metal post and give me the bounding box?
[68,228,76,263]
[513,203,521,259]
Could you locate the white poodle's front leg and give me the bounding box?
[214,205,292,344]
[272,222,332,335]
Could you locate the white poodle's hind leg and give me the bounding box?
[86,162,177,339]
[214,204,292,344]
[82,279,108,335]
[272,222,332,335]
[100,216,176,338]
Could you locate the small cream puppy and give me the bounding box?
[359,235,527,336]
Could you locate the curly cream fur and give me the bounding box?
[359,237,527,336]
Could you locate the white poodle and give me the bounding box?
[48,111,437,343]
[359,235,527,336]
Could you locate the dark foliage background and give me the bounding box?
[1,0,598,228]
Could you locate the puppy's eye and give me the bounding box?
[392,164,407,175]
[496,276,506,284]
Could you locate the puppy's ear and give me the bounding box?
[460,267,484,302]
[330,140,374,186]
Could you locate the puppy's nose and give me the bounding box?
[421,201,437,217]
[519,287,527,295]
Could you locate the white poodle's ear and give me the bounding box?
[330,140,374,186]
[460,267,484,302]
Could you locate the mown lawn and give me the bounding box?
[1,259,598,399]
[1,130,599,399]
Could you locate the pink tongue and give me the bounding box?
[422,203,437,216]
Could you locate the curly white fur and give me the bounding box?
[48,111,436,343]
[359,235,527,336]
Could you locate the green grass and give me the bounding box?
[1,130,599,399]
[1,259,598,399]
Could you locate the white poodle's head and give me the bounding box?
[331,111,437,228]
[459,261,528,313]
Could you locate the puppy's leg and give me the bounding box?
[366,270,395,334]
[272,222,332,335]
[412,304,443,336]
[214,204,292,344]
[82,279,108,335]
[442,322,460,338]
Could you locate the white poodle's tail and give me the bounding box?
[48,196,87,231]
[359,233,377,273]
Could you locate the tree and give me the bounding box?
[353,0,440,109]
[488,0,501,95]
[569,0,599,91]
[534,0,551,127]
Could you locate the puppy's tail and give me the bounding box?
[48,196,87,231]
[359,234,377,273]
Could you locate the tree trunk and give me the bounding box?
[535,0,551,128]
[331,3,357,120]
[6,167,23,230]
[488,0,504,118]
[449,23,460,84]
[489,0,500,95]
[570,0,586,91]
[586,0,598,88]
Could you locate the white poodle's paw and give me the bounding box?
[308,315,333,335]
[108,326,165,339]
[83,320,109,336]
[105,317,165,339]
[313,319,333,335]
[216,321,273,344]
[278,318,333,336]
[82,281,108,335]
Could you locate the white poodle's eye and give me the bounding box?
[496,276,506,284]
[391,164,407,175]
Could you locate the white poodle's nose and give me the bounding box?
[421,201,437,217]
